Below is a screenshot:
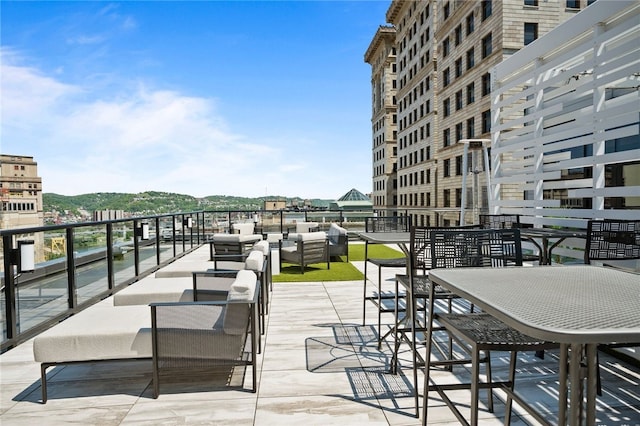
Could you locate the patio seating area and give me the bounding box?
[1,243,639,425]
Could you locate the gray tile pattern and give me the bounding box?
[1,253,639,425]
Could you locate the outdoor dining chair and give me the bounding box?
[584,218,640,395]
[362,216,411,349]
[422,228,556,426]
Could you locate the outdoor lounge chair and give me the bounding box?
[151,275,260,398]
[327,222,349,261]
[279,231,329,274]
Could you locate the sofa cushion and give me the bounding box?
[33,305,151,363]
[113,276,194,306]
[212,233,262,243]
[231,222,255,235]
[294,231,327,242]
[295,222,319,233]
[244,250,264,272]
[252,240,270,256]
[224,270,257,335]
[328,223,346,238]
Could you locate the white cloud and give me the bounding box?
[1,49,368,199]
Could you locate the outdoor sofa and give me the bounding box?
[32,270,259,402]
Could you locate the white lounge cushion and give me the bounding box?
[252,240,270,256]
[224,270,258,335]
[212,233,262,243]
[294,231,327,242]
[227,270,257,301]
[230,222,255,235]
[113,276,194,306]
[328,223,346,237]
[244,250,264,272]
[295,222,319,233]
[33,305,151,363]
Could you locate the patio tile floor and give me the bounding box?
[1,250,639,425]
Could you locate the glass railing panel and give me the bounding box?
[158,216,176,263]
[112,221,137,286]
[282,211,307,229]
[73,224,110,305]
[15,230,69,336]
[208,211,230,234]
[305,211,341,231]
[257,211,282,234]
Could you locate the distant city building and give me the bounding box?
[0,154,44,230]
[263,199,287,211]
[0,154,45,264]
[367,0,591,226]
[329,188,373,211]
[93,210,125,221]
[364,25,398,212]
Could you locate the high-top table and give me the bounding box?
[428,265,640,425]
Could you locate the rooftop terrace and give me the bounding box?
[1,244,639,425]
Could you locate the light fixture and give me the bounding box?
[16,240,35,273]
[135,222,150,240]
[183,217,193,228]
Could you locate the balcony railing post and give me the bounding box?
[133,220,140,277]
[171,215,177,257]
[2,235,18,341]
[106,223,114,290]
[65,228,78,309]
[155,217,161,265]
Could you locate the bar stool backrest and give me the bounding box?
[365,216,411,233]
[429,228,523,269]
[585,219,640,263]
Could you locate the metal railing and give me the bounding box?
[1,208,382,352]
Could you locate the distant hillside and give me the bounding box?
[43,191,332,216]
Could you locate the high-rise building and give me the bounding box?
[367,0,592,225]
[364,25,398,212]
[0,155,44,230]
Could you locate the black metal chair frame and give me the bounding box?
[584,219,640,394]
[151,294,260,398]
[421,228,556,425]
[362,216,411,349]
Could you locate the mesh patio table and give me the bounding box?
[427,265,640,425]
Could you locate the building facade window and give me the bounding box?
[443,67,450,86]
[443,128,451,147]
[455,57,463,77]
[467,82,475,104]
[466,47,475,69]
[443,159,451,177]
[456,122,463,142]
[482,33,493,58]
[482,0,492,20]
[467,117,475,138]
[455,90,463,110]
[482,73,491,96]
[443,98,451,117]
[525,0,538,6]
[524,23,538,45]
[455,24,462,46]
[482,110,491,133]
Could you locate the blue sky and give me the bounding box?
[1,0,390,199]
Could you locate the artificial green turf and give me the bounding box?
[273,243,404,282]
